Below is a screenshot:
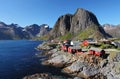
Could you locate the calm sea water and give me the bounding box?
[0,40,43,79]
[0,40,71,79]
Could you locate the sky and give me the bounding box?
[0,0,120,27]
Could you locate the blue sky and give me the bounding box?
[0,0,120,27]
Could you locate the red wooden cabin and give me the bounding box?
[88,49,105,57]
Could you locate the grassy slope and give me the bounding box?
[77,24,103,40]
[35,24,104,41]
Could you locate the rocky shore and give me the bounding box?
[23,42,120,79]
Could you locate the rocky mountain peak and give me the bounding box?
[49,8,107,40]
[0,21,7,27]
[49,14,73,39]
[40,24,49,29]
[70,8,100,34]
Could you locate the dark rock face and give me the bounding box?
[0,22,51,40]
[70,8,99,34]
[103,24,120,38]
[49,14,73,39]
[49,8,108,40]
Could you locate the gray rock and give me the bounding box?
[74,77,83,79]
[70,8,99,34]
[81,65,99,77]
[113,52,120,62]
[63,60,88,73]
[100,59,108,68]
[107,73,120,79]
[110,62,120,79]
[48,53,71,65]
[49,14,73,39]
[37,42,52,50]
[51,51,62,57]
[48,49,58,55]
[100,59,120,79]
[100,65,111,76]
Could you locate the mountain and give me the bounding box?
[37,24,52,37]
[103,24,120,38]
[0,22,51,40]
[49,8,109,40]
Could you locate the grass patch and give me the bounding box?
[77,24,102,40]
[34,35,49,40]
[59,32,73,40]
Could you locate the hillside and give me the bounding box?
[48,8,109,40]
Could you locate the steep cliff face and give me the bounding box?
[70,8,100,34]
[49,14,72,39]
[49,8,108,40]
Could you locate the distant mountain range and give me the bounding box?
[0,8,120,40]
[0,22,51,40]
[103,24,120,38]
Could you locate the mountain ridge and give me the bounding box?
[0,22,51,40]
[103,24,120,38]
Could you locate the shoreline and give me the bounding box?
[23,41,120,79]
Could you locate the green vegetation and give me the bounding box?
[34,35,49,40]
[77,24,103,40]
[117,47,120,50]
[89,42,117,49]
[99,43,115,49]
[78,27,94,40]
[58,32,73,40]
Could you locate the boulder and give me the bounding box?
[81,65,99,77]
[47,52,73,67]
[23,73,51,79]
[100,59,108,68]
[74,77,83,79]
[63,60,100,78]
[37,42,55,50]
[113,52,120,62]
[63,60,88,73]
[100,55,120,79]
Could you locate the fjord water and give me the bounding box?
[0,40,43,79]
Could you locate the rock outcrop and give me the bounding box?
[38,41,120,79]
[49,8,109,40]
[49,14,73,39]
[70,8,99,34]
